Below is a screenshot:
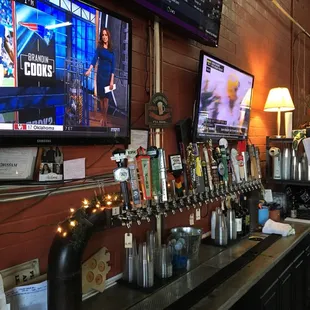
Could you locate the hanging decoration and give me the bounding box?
[56,193,122,243]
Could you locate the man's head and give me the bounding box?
[227,74,240,101]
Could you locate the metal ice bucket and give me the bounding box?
[169,227,202,269]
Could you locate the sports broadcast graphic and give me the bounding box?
[16,3,57,87]
[197,54,253,138]
[0,0,130,137]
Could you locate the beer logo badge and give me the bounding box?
[146,92,172,128]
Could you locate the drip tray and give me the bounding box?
[165,234,282,310]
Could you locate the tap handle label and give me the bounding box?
[128,163,142,207]
[136,156,152,200]
[203,146,214,191]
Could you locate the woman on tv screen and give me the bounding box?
[85,28,115,127]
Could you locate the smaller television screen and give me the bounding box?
[193,51,254,140]
[134,0,223,46]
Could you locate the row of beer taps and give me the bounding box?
[110,138,263,228]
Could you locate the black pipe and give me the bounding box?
[48,149,129,310]
[47,209,106,310]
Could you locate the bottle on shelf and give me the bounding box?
[241,196,250,234]
[235,202,243,237]
[291,197,297,218]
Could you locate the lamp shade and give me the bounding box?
[264,87,295,112]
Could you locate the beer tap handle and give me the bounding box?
[249,144,258,180]
[192,143,205,194]
[238,141,248,182]
[168,179,178,214]
[168,153,184,198]
[225,146,235,193]
[147,146,161,200]
[136,147,152,201]
[158,148,168,203]
[111,149,131,211]
[201,160,211,202]
[186,143,196,194]
[126,149,142,209]
[207,140,220,197]
[254,146,262,179]
[179,142,190,194]
[219,138,229,181]
[203,144,214,193]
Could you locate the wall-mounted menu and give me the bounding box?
[134,0,223,46]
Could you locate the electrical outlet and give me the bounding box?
[0,259,40,291]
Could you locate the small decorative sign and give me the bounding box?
[169,154,183,173]
[146,92,172,128]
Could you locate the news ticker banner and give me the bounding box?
[0,123,63,131]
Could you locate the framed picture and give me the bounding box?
[39,146,63,181]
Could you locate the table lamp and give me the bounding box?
[264,87,295,138]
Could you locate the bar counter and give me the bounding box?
[83,221,310,310]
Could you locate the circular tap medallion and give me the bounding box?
[113,167,129,182]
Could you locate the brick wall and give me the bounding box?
[0,0,309,281]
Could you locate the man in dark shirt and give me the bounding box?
[46,147,56,163]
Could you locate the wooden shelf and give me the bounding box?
[266,136,293,142]
[266,179,310,187]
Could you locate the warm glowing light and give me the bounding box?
[107,201,112,206]
[62,231,67,237]
[57,226,62,233]
[70,208,75,213]
[114,196,118,201]
[70,220,76,227]
[168,183,171,188]
[100,207,105,211]
[83,199,89,205]
[107,195,112,200]
[92,209,97,213]
[96,203,100,208]
[264,88,295,112]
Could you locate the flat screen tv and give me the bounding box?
[134,0,223,46]
[0,0,131,146]
[193,51,254,141]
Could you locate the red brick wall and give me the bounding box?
[0,0,308,280]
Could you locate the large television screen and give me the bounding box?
[0,0,131,146]
[193,51,254,141]
[134,0,223,46]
